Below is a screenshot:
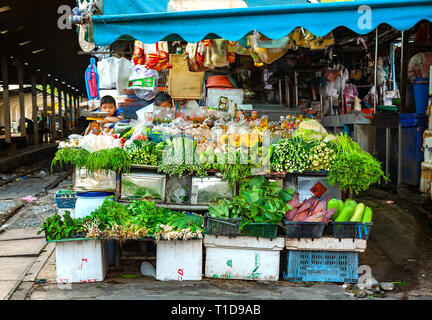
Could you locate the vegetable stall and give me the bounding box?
[42,0,431,284]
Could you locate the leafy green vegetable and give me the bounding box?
[208,177,293,229]
[51,148,90,172]
[51,147,131,174]
[327,133,389,194]
[38,212,87,241]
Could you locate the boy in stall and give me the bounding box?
[96,95,125,127]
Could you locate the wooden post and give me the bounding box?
[31,75,39,145]
[63,88,68,133]
[58,86,64,138]
[1,53,11,143]
[42,75,48,142]
[74,95,78,128]
[69,92,73,129]
[50,80,56,140]
[17,63,26,139]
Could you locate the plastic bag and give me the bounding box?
[78,134,122,153]
[128,66,159,100]
[116,57,134,92]
[166,175,191,203]
[144,42,172,71]
[97,58,114,89]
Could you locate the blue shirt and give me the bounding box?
[96,108,125,118]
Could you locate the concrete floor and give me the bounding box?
[1,160,432,300]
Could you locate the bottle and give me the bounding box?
[280,116,288,130]
[260,115,268,129]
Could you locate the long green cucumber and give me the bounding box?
[350,203,365,222]
[335,205,355,222]
[344,199,357,207]
[361,206,373,223]
[327,199,340,210]
[332,200,345,219]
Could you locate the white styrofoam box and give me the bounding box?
[203,235,284,281]
[156,239,203,281]
[56,239,108,284]
[423,130,432,163]
[419,162,432,198]
[285,237,367,253]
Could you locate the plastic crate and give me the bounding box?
[55,191,77,209]
[283,250,358,283]
[284,221,325,238]
[331,222,373,240]
[204,214,242,237]
[241,223,278,239]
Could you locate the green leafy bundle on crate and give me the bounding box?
[38,212,87,241]
[208,176,294,230]
[270,137,310,173]
[51,147,131,174]
[125,140,161,166]
[40,198,204,241]
[327,133,389,194]
[50,148,90,171]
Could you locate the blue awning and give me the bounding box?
[93,0,432,46]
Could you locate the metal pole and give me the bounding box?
[42,75,48,142]
[1,53,11,143]
[400,31,409,113]
[31,75,39,145]
[17,63,26,139]
[374,28,379,114]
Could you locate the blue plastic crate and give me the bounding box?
[283,250,358,283]
[400,113,427,185]
[55,191,77,209]
[55,197,77,209]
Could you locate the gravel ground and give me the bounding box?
[4,176,72,230]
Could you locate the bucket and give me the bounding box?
[74,192,114,219]
[413,78,430,114]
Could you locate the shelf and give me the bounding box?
[130,164,158,170]
[117,200,209,211]
[321,113,373,127]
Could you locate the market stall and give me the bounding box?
[40,0,432,285]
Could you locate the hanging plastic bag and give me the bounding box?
[85,57,100,100]
[128,66,159,100]
[248,32,288,65]
[210,39,229,68]
[133,40,146,65]
[144,42,172,71]
[116,57,134,92]
[97,58,112,89]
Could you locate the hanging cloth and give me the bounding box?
[85,57,100,100]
